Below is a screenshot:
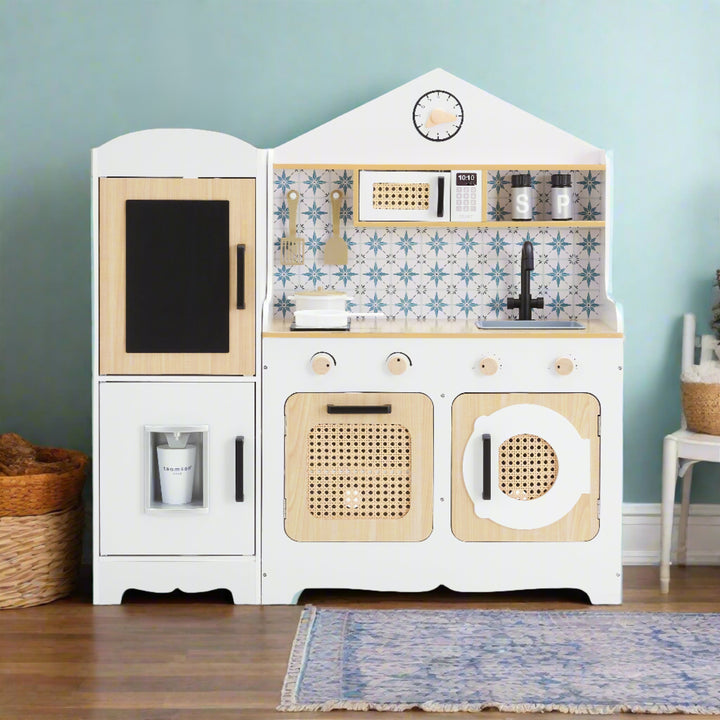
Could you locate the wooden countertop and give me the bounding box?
[263,318,623,339]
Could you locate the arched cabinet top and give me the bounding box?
[92,128,262,178]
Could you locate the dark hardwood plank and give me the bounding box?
[0,566,717,719]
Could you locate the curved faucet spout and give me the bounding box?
[507,240,544,321]
[521,240,535,271]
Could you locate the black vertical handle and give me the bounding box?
[236,244,246,310]
[235,436,244,502]
[482,433,491,500]
[436,176,445,218]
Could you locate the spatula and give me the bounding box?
[324,189,348,265]
[281,190,304,265]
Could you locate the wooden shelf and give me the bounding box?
[353,220,606,229]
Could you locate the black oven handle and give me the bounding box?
[326,404,392,415]
[436,176,445,218]
[236,244,246,310]
[482,433,491,500]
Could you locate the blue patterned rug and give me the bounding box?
[279,607,720,713]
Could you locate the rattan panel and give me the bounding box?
[372,183,430,210]
[307,423,412,519]
[498,433,558,501]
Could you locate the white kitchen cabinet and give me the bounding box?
[99,382,254,557]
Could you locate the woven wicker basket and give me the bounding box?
[0,434,88,516]
[0,504,83,608]
[681,381,720,435]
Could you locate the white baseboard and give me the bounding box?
[623,503,720,565]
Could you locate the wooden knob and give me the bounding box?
[478,357,499,376]
[555,357,574,375]
[311,352,335,375]
[387,353,410,375]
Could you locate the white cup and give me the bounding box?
[157,444,196,505]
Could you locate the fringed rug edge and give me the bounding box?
[278,604,317,712]
[279,699,720,714]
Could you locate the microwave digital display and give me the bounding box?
[456,173,477,186]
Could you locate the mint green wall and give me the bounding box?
[2,0,719,502]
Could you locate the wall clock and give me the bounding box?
[412,90,464,142]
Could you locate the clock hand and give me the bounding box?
[425,108,458,128]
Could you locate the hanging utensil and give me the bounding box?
[324,189,348,265]
[281,190,304,265]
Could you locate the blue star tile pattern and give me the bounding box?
[578,170,602,194]
[335,170,353,193]
[397,231,418,255]
[457,292,479,318]
[546,292,571,317]
[271,169,606,322]
[274,265,293,286]
[274,292,294,318]
[302,201,327,225]
[395,262,419,286]
[274,170,295,194]
[457,231,480,255]
[366,232,386,255]
[578,230,601,255]
[303,170,326,194]
[426,292,449,317]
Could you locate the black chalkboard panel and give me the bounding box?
[125,200,230,353]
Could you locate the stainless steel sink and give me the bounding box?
[476,320,586,330]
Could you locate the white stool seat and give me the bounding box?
[660,314,720,593]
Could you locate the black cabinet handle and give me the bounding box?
[326,404,392,415]
[236,244,246,310]
[235,436,244,502]
[482,433,491,500]
[437,176,445,218]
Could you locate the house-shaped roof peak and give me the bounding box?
[273,68,603,165]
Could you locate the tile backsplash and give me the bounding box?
[272,168,604,321]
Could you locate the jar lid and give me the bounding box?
[511,173,532,188]
[551,173,572,188]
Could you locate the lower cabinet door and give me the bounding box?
[451,393,600,542]
[284,392,433,542]
[99,382,254,556]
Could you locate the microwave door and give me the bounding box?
[358,170,451,222]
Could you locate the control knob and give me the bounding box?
[477,357,499,376]
[386,352,411,375]
[311,352,336,375]
[554,357,575,375]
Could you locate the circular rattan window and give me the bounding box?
[498,434,558,501]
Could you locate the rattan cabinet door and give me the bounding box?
[285,393,433,542]
[451,393,600,542]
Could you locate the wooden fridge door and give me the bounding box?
[284,392,433,542]
[99,178,255,375]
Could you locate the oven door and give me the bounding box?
[451,393,600,542]
[357,170,451,223]
[284,392,433,541]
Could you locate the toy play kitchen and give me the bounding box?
[91,70,623,605]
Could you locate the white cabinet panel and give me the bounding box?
[99,382,254,556]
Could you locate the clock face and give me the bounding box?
[412,90,464,142]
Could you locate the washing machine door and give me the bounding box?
[452,393,600,541]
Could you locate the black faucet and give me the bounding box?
[507,240,544,320]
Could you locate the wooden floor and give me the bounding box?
[1,565,718,720]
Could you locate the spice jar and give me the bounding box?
[551,173,572,220]
[511,173,533,221]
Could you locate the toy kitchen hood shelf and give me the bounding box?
[91,69,623,607]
